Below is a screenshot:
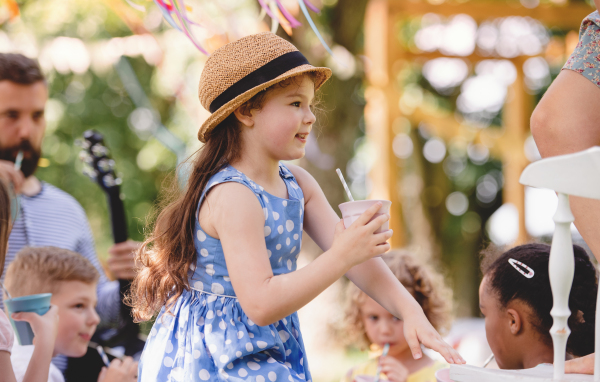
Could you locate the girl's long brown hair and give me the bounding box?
[0,179,11,279]
[130,114,242,321]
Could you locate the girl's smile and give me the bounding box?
[295,132,309,143]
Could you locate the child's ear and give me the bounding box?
[234,106,254,127]
[506,308,522,335]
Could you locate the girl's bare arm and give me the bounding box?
[290,166,422,321]
[211,181,390,326]
[0,352,17,382]
[289,165,463,364]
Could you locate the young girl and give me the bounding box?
[0,178,59,382]
[479,243,597,370]
[131,32,463,381]
[341,250,452,382]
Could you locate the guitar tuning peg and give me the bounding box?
[97,158,113,173]
[78,151,93,164]
[102,174,116,187]
[82,166,97,181]
[76,139,91,150]
[91,145,108,157]
[83,130,104,143]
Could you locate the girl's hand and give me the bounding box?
[11,304,59,348]
[402,307,465,365]
[379,356,409,382]
[97,357,138,382]
[332,202,393,267]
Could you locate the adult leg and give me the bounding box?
[531,69,600,260]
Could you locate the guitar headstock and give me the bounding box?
[76,130,122,191]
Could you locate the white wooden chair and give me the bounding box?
[449,146,600,382]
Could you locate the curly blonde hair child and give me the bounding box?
[341,249,453,382]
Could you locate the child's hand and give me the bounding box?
[97,357,138,382]
[332,202,393,267]
[11,304,59,348]
[402,307,465,365]
[379,356,409,382]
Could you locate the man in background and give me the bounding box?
[0,53,139,373]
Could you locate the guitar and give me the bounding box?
[66,130,144,381]
[78,130,127,244]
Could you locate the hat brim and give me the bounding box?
[198,64,332,143]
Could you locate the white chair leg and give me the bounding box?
[550,193,575,380]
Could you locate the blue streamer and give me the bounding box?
[153,0,182,31]
[296,0,335,57]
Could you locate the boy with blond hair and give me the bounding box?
[4,247,137,382]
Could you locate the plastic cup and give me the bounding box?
[5,293,52,345]
[338,200,392,233]
[435,368,452,382]
[353,376,375,382]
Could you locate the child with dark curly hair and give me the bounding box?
[479,243,597,370]
[340,250,453,382]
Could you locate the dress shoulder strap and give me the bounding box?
[279,163,304,201]
[197,165,266,216]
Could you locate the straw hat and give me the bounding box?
[197,32,332,142]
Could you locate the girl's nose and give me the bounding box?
[379,320,393,334]
[304,107,316,125]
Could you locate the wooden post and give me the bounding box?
[502,61,530,245]
[365,0,405,246]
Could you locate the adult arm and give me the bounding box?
[565,354,594,374]
[531,44,600,263]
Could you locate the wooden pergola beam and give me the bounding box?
[390,0,593,29]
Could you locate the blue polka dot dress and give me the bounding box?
[138,163,311,382]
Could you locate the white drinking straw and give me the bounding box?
[13,150,23,171]
[0,281,11,299]
[374,343,390,382]
[336,168,354,202]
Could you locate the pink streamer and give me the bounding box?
[303,0,320,13]
[257,0,278,21]
[275,0,301,27]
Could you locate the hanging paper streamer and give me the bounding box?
[296,0,335,57]
[1,0,20,21]
[152,0,207,54]
[124,0,146,12]
[124,0,335,57]
[256,0,335,57]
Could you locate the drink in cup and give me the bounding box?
[435,368,452,382]
[338,200,392,233]
[5,293,52,345]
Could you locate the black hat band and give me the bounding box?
[209,51,310,113]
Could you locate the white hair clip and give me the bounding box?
[508,258,534,279]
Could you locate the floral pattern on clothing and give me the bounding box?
[563,11,600,88]
[138,163,311,382]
